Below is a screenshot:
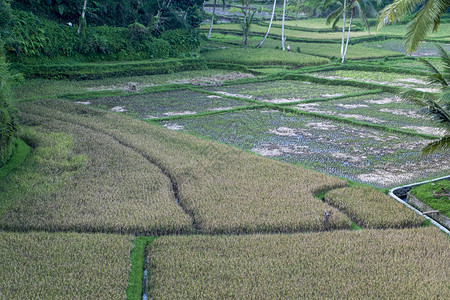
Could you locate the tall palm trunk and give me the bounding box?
[281,0,286,50]
[207,0,217,39]
[257,0,276,48]
[242,0,249,44]
[77,0,88,35]
[340,0,346,59]
[342,8,353,63]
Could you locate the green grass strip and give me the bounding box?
[58,84,190,101]
[298,61,432,77]
[126,236,156,300]
[409,179,450,218]
[258,22,364,33]
[205,62,265,75]
[16,58,207,80]
[146,105,264,122]
[283,73,404,93]
[188,87,271,106]
[200,29,391,44]
[351,222,363,230]
[276,89,384,106]
[0,138,30,181]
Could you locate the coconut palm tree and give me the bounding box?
[257,0,277,48]
[402,44,450,154]
[281,0,287,50]
[376,0,450,54]
[207,0,226,39]
[324,0,376,62]
[77,0,88,35]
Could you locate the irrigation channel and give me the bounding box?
[142,246,149,300]
[389,175,450,235]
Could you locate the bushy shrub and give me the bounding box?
[6,10,77,58]
[147,38,173,59]
[0,41,16,167]
[77,26,129,55]
[4,10,183,62]
[160,29,200,55]
[12,0,159,27]
[0,0,12,35]
[128,22,148,42]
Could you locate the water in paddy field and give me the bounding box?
[161,109,450,188]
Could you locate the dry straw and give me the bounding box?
[11,100,352,234]
[0,231,134,299]
[0,114,192,234]
[325,186,424,228]
[148,227,449,299]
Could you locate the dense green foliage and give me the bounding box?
[3,9,200,62]
[11,0,204,29]
[0,137,29,179]
[0,42,16,167]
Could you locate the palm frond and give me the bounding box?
[248,10,256,26]
[324,0,337,9]
[418,57,448,86]
[354,1,370,32]
[418,101,449,129]
[439,86,450,102]
[361,0,377,17]
[422,135,450,155]
[376,0,424,30]
[326,6,344,26]
[434,43,450,79]
[332,15,341,29]
[404,0,448,53]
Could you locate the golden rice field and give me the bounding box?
[2,16,449,298]
[0,231,134,299]
[12,100,351,234]
[148,227,449,299]
[325,186,424,228]
[0,113,192,234]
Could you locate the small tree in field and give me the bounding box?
[240,0,256,45]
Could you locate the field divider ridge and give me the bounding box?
[126,236,156,300]
[145,105,265,122]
